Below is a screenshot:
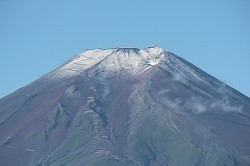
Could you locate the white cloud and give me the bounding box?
[212,100,243,113]
[184,96,208,114]
[194,104,207,113]
[165,98,182,109]
[173,72,188,83]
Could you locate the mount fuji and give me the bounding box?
[0,46,250,165]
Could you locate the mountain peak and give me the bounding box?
[114,45,165,55]
[1,46,250,165]
[143,45,165,54]
[50,46,166,79]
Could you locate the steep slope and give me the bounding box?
[0,46,250,165]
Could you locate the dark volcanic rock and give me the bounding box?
[0,46,250,165]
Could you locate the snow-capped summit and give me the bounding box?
[50,46,166,79]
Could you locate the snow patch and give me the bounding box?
[52,49,115,78]
[141,45,165,55]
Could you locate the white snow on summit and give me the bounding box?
[50,46,166,79]
[140,45,165,56]
[45,45,222,96]
[47,45,214,91]
[50,49,115,78]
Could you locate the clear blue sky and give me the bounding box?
[0,0,250,98]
